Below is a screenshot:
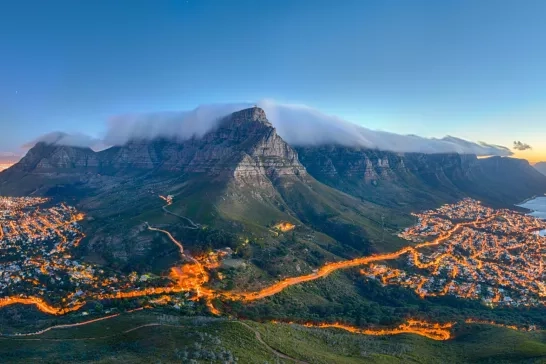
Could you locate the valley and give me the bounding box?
[1,194,546,345]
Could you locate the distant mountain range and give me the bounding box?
[535,162,546,176]
[1,107,545,267]
[297,146,546,210]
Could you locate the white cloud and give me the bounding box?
[23,100,513,157]
[22,131,107,151]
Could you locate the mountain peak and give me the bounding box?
[224,107,272,128]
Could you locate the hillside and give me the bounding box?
[1,108,544,273]
[296,146,546,210]
[1,311,546,363]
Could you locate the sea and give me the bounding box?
[517,196,546,236]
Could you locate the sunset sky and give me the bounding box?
[1,0,545,162]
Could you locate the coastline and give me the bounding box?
[517,195,541,206]
[516,195,546,220]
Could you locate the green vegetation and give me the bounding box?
[1,311,546,363]
[222,271,546,332]
[3,137,546,362]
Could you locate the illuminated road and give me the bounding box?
[0,195,532,342]
[274,319,454,341]
[222,213,500,302]
[0,291,84,315]
[464,319,535,332]
[146,223,184,255]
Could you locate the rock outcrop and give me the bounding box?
[3,107,545,209]
[4,107,307,188]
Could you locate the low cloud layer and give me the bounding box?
[23,132,107,151]
[103,103,249,146]
[24,100,513,157]
[513,141,532,151]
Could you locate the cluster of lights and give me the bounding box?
[1,195,544,341]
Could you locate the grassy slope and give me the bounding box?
[1,311,546,363]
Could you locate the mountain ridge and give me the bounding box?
[7,107,304,179]
[3,107,545,211]
[1,107,407,270]
[296,145,546,210]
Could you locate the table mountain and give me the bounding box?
[0,108,405,269]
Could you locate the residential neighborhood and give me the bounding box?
[363,199,546,308]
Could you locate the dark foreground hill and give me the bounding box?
[1,311,546,363]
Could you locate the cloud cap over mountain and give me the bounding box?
[23,101,513,157]
[23,132,108,151]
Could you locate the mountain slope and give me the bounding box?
[296,146,546,210]
[0,108,406,273]
[1,107,544,272]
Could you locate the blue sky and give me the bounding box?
[1,0,545,161]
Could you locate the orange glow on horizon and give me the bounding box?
[0,163,14,172]
[513,149,546,164]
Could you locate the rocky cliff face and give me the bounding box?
[296,145,546,208]
[296,146,483,185]
[14,142,99,172]
[5,107,307,184]
[3,108,544,209]
[185,107,306,181]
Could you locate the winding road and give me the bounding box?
[146,222,185,254]
[0,195,510,343]
[159,195,200,229]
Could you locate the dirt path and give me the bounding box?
[146,222,185,254]
[161,204,200,229]
[237,321,309,364]
[1,318,309,364]
[1,322,183,342]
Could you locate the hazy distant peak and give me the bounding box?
[534,161,546,176]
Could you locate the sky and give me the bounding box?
[1,0,545,162]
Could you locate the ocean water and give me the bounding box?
[518,196,546,220]
[517,196,546,236]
